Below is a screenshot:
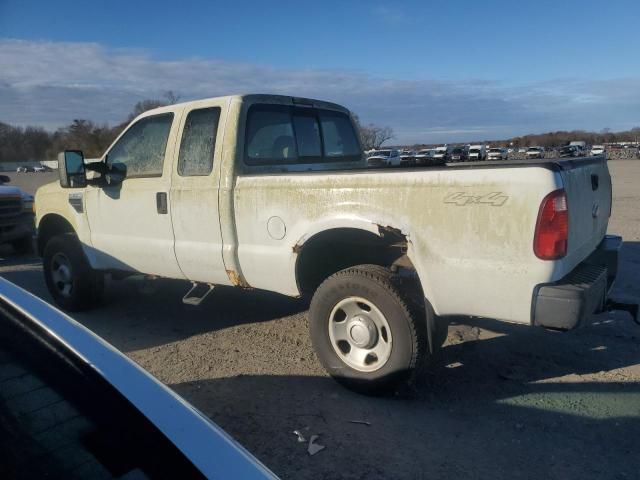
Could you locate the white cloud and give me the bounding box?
[1,38,639,143]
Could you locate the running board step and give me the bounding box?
[182,282,215,306]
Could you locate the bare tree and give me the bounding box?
[351,114,395,150]
[127,91,181,122]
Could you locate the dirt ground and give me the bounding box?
[1,162,639,480]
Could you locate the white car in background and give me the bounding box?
[399,150,416,165]
[367,149,401,167]
[468,145,486,161]
[432,146,449,163]
[487,147,508,160]
[591,145,606,156]
[413,149,435,165]
[526,146,545,159]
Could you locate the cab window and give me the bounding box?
[178,108,221,176]
[107,113,173,178]
[244,104,360,166]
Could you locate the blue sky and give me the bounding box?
[1,0,639,143]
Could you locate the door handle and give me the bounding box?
[156,192,168,214]
[591,174,599,191]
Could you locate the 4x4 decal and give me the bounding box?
[444,192,508,207]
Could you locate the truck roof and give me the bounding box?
[144,93,350,117]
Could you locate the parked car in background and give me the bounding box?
[468,145,486,161]
[569,141,587,155]
[413,149,436,165]
[399,150,416,166]
[518,147,527,153]
[448,147,468,162]
[16,165,35,173]
[487,147,508,161]
[367,149,401,167]
[0,174,34,253]
[590,145,606,156]
[33,165,52,172]
[526,146,545,159]
[432,146,449,163]
[559,145,581,158]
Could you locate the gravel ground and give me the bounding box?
[1,162,639,480]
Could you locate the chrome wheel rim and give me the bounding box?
[328,296,392,372]
[51,253,73,297]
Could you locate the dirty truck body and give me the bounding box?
[35,94,622,393]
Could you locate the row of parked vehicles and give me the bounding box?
[366,144,509,166]
[367,141,612,167]
[16,165,53,172]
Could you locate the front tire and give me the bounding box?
[43,234,103,311]
[309,265,428,394]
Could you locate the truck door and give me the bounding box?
[84,111,184,279]
[169,101,231,285]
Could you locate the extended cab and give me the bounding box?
[35,94,630,394]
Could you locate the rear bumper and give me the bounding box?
[532,235,621,330]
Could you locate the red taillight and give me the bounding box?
[534,189,568,260]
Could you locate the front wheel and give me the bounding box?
[309,265,428,394]
[43,234,103,311]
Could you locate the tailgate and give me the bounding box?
[559,156,612,273]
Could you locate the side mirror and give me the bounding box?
[104,161,127,186]
[57,150,87,188]
[0,175,10,184]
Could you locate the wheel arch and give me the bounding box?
[294,223,420,296]
[37,214,76,256]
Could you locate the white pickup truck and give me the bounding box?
[35,94,631,394]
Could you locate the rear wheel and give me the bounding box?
[43,234,103,311]
[309,264,429,394]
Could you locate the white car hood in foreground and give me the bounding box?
[0,278,278,480]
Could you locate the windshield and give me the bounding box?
[489,148,502,153]
[527,147,541,152]
[469,149,481,153]
[370,150,391,157]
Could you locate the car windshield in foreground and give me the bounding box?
[469,149,480,153]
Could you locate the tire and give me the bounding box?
[432,315,449,349]
[43,234,103,312]
[309,264,428,394]
[11,235,33,254]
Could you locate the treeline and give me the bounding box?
[495,128,640,148]
[0,92,179,162]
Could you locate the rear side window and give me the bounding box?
[107,113,173,177]
[244,104,360,166]
[178,107,221,176]
[246,107,297,164]
[319,111,360,159]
